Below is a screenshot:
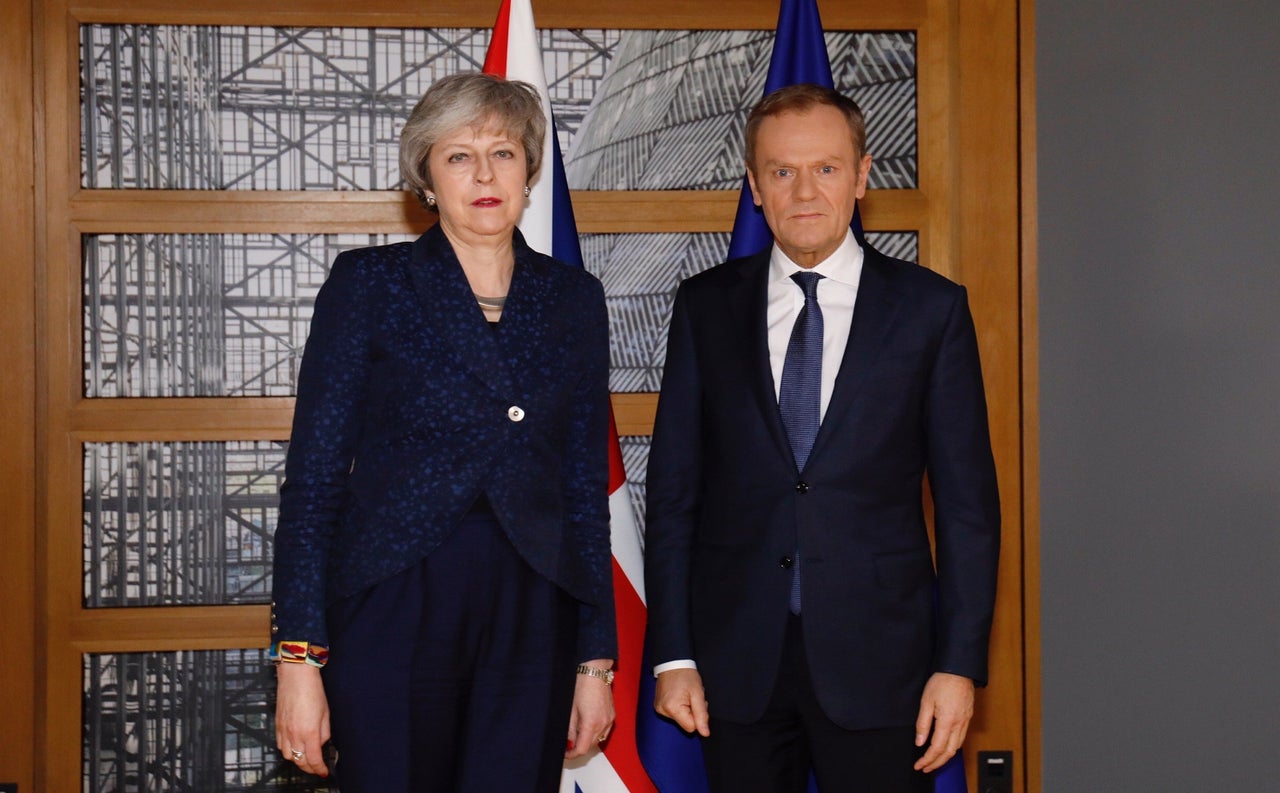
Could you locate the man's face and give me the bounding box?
[746,105,872,268]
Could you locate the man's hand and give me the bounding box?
[653,667,711,737]
[913,672,975,773]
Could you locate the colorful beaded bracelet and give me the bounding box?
[269,640,329,668]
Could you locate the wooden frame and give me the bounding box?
[0,0,38,788]
[17,0,1039,790]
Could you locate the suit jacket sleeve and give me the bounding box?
[565,276,618,662]
[925,286,1001,685]
[271,253,372,649]
[643,283,704,665]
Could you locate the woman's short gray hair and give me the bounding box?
[400,72,546,209]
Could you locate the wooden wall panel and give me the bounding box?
[26,1,1038,790]
[0,0,37,788]
[955,1,1026,789]
[66,0,927,29]
[67,189,929,235]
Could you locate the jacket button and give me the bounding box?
[779,555,794,569]
[271,625,279,634]
[507,405,525,422]
[795,481,809,494]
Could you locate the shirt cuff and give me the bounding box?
[653,659,697,677]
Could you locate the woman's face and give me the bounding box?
[427,122,528,247]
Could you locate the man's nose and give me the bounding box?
[793,170,817,199]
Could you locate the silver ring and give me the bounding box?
[291,748,305,761]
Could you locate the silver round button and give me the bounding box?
[507,406,525,422]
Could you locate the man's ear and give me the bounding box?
[855,153,873,199]
[746,165,762,207]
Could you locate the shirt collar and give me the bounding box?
[768,228,863,288]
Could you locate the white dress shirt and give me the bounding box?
[653,230,865,677]
[766,230,863,419]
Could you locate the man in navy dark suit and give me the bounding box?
[644,84,1000,792]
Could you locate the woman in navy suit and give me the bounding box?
[269,72,617,791]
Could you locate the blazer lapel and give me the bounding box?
[490,234,552,378]
[808,248,905,462]
[729,252,796,468]
[408,225,514,397]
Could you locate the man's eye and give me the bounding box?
[776,169,793,178]
[820,166,835,174]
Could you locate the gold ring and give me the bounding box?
[291,748,305,760]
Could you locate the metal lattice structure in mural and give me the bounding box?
[84,650,331,793]
[84,441,288,608]
[79,24,918,790]
[84,233,415,398]
[563,29,918,391]
[564,30,916,191]
[81,25,619,189]
[81,26,917,398]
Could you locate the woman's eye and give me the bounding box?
[494,150,514,159]
[448,152,468,163]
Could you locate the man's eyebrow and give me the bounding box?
[761,155,850,167]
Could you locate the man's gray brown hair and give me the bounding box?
[744,83,867,171]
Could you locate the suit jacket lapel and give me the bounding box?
[809,247,905,463]
[491,235,551,377]
[731,251,796,468]
[408,224,514,397]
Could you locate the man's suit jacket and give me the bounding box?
[645,241,999,730]
[272,223,616,662]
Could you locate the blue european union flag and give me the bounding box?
[725,0,865,262]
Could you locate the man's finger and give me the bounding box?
[914,704,935,747]
[669,700,698,733]
[914,721,955,773]
[691,695,711,737]
[914,740,946,772]
[654,670,709,735]
[655,689,692,731]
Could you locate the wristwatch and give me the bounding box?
[576,664,615,686]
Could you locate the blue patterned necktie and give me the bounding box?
[778,270,823,613]
[779,271,824,469]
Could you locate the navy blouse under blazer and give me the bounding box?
[271,223,617,662]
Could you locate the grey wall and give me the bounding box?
[1037,2,1280,789]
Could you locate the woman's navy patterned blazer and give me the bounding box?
[271,223,617,662]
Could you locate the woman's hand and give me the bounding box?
[565,660,615,759]
[275,663,332,777]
